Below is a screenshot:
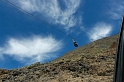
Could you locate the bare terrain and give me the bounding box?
[0,34,118,82]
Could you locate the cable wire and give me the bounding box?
[2,0,73,38]
[52,0,87,36]
[53,0,77,27]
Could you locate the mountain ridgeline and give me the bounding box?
[0,34,118,82]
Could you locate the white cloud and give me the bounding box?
[88,22,112,41]
[108,1,124,20]
[0,35,63,64]
[9,0,82,32]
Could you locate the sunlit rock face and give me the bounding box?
[0,34,118,82]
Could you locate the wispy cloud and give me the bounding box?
[10,0,82,32]
[0,35,63,65]
[108,1,124,20]
[88,22,112,41]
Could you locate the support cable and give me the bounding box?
[2,0,73,38]
[52,0,87,35]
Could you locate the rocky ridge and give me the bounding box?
[0,34,118,82]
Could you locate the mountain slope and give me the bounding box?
[0,34,118,82]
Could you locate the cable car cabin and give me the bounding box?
[72,38,78,47]
[74,42,78,47]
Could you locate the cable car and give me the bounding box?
[72,38,78,47]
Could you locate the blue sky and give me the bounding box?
[0,0,124,69]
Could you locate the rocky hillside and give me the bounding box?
[0,34,118,82]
